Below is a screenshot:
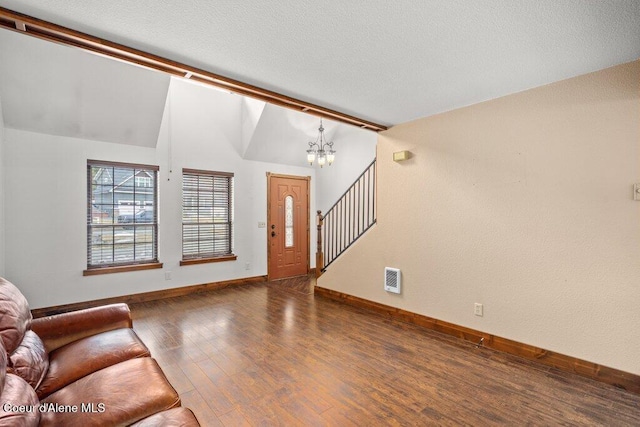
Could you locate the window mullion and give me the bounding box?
[86,161,159,273]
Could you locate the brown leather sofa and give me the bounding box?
[0,277,200,426]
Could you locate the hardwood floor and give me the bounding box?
[130,276,640,426]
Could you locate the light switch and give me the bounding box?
[258,222,266,228]
[474,303,483,317]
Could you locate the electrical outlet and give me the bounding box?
[258,222,266,228]
[165,271,172,281]
[474,303,483,317]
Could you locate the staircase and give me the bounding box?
[316,159,376,276]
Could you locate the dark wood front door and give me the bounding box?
[267,174,310,280]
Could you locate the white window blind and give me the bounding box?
[182,169,234,260]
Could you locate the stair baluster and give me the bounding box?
[316,159,376,276]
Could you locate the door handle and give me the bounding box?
[271,231,276,237]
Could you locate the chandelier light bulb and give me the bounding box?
[317,151,327,167]
[307,149,316,165]
[327,149,336,165]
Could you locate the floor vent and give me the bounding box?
[384,267,401,294]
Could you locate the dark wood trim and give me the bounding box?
[314,286,640,395]
[315,210,324,278]
[32,275,268,318]
[182,168,234,177]
[180,254,237,266]
[0,7,387,132]
[87,159,159,171]
[83,262,163,276]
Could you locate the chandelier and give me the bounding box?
[306,118,335,167]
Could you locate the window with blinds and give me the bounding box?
[181,169,236,264]
[86,160,160,273]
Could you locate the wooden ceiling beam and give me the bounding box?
[0,7,387,132]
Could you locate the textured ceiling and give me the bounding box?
[0,0,639,127]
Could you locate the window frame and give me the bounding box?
[84,160,162,276]
[180,168,236,266]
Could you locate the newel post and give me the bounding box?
[316,210,324,278]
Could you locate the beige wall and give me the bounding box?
[319,60,640,375]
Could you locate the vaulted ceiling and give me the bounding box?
[0,0,638,128]
[0,27,368,167]
[0,29,170,147]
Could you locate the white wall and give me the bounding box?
[319,60,640,376]
[315,124,377,213]
[4,78,316,308]
[0,94,5,276]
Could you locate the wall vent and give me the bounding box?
[384,267,401,294]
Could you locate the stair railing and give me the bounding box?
[316,159,376,276]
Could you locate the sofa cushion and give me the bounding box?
[8,330,49,389]
[0,277,32,354]
[36,327,150,399]
[39,357,180,426]
[131,407,200,426]
[0,373,40,426]
[31,303,133,352]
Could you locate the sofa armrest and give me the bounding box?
[31,303,133,352]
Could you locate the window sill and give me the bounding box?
[180,255,237,266]
[83,262,163,276]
